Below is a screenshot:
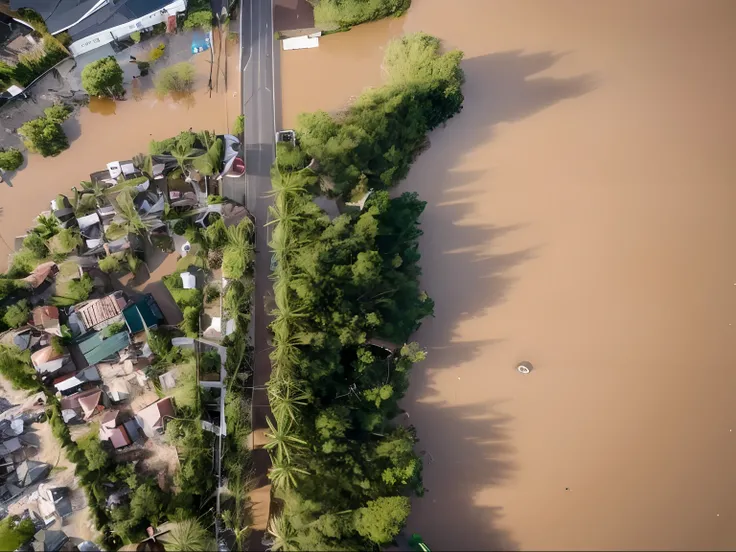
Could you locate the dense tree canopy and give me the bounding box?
[309,0,410,29]
[266,169,433,548]
[297,33,464,198]
[17,103,72,157]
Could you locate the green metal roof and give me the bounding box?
[80,331,131,365]
[123,295,163,334]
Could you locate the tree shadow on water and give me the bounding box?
[397,50,596,549]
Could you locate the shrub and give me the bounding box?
[171,219,188,235]
[81,56,125,98]
[102,321,127,338]
[204,283,220,303]
[154,62,196,96]
[149,43,166,62]
[136,61,150,76]
[10,38,67,87]
[206,194,225,205]
[22,233,48,258]
[3,300,30,328]
[0,148,23,171]
[17,105,71,157]
[183,10,213,30]
[52,274,93,306]
[276,142,309,172]
[50,335,65,355]
[130,31,141,43]
[233,114,244,136]
[98,254,122,274]
[181,306,200,337]
[200,349,220,373]
[49,228,81,255]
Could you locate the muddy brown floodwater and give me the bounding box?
[0,39,240,271]
[280,0,736,549]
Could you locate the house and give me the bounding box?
[78,331,132,365]
[31,306,62,337]
[53,366,101,395]
[77,213,104,250]
[13,460,50,487]
[0,436,23,458]
[98,411,132,449]
[122,294,164,334]
[69,291,127,335]
[59,387,106,421]
[135,398,175,439]
[31,528,70,552]
[36,484,73,521]
[31,346,74,378]
[22,262,58,290]
[9,0,187,56]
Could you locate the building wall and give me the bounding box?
[68,0,187,57]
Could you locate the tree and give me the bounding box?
[98,254,122,274]
[183,10,212,30]
[267,515,298,552]
[264,415,307,462]
[3,299,30,328]
[80,180,109,207]
[161,517,214,551]
[130,481,165,526]
[268,454,309,490]
[268,375,308,424]
[17,105,71,157]
[352,496,410,545]
[0,516,35,551]
[0,148,23,171]
[233,114,245,136]
[310,0,411,29]
[111,190,159,240]
[32,214,60,240]
[0,61,14,90]
[0,345,38,390]
[48,227,82,255]
[81,56,125,98]
[155,62,196,96]
[22,232,48,258]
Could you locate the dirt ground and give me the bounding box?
[280,1,736,550]
[7,421,98,543]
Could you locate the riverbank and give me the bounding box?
[279,0,736,549]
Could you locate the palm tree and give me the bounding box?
[264,415,307,462]
[268,375,308,425]
[109,190,159,241]
[269,324,307,376]
[267,515,298,552]
[222,509,250,549]
[32,214,60,240]
[132,153,154,179]
[270,285,307,336]
[266,192,305,233]
[80,180,109,207]
[268,454,309,491]
[171,141,199,178]
[267,170,307,203]
[160,517,214,551]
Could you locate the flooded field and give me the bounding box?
[0,36,239,270]
[280,0,736,549]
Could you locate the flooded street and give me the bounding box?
[0,39,240,270]
[280,0,736,549]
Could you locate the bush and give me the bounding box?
[17,104,71,157]
[204,283,220,303]
[3,300,30,328]
[233,114,244,136]
[98,254,122,274]
[0,148,23,171]
[276,142,309,172]
[181,306,200,337]
[130,31,141,43]
[154,63,196,96]
[136,61,150,76]
[51,335,65,355]
[183,10,213,30]
[102,321,127,338]
[149,43,166,62]
[10,38,67,87]
[171,219,188,235]
[206,195,225,205]
[52,273,93,306]
[81,56,125,98]
[49,228,81,255]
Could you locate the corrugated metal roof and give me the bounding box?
[80,331,130,365]
[122,295,163,334]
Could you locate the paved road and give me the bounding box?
[239,0,276,548]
